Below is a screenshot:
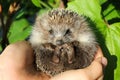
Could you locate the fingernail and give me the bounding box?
[101,57,107,67]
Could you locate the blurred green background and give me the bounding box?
[0,0,120,80]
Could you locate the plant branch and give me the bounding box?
[0,13,11,50]
[0,2,20,50]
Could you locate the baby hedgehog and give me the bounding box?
[29,9,98,76]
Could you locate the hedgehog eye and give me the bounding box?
[65,29,71,35]
[49,29,53,34]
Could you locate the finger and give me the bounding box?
[94,47,107,67]
[97,75,104,80]
[94,47,103,59]
[50,70,85,80]
[83,57,107,80]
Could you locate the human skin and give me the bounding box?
[0,41,107,80]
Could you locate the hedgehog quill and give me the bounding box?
[29,9,98,76]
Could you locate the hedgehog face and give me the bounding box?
[46,24,75,45]
[35,19,77,45]
[30,9,91,46]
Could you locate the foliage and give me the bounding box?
[67,0,120,80]
[0,0,120,80]
[0,0,60,50]
[0,0,40,49]
[31,0,60,8]
[8,18,32,43]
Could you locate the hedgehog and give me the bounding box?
[29,9,98,76]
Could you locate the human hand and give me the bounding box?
[0,41,50,80]
[50,47,107,80]
[0,41,107,80]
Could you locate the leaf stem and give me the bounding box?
[101,11,110,28]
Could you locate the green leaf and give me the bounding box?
[67,0,102,21]
[103,4,120,21]
[8,19,32,43]
[99,0,107,5]
[31,0,51,9]
[105,23,120,55]
[14,8,25,19]
[31,0,42,7]
[105,23,120,80]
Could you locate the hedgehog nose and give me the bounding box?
[56,40,63,45]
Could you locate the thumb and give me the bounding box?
[84,57,107,80]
